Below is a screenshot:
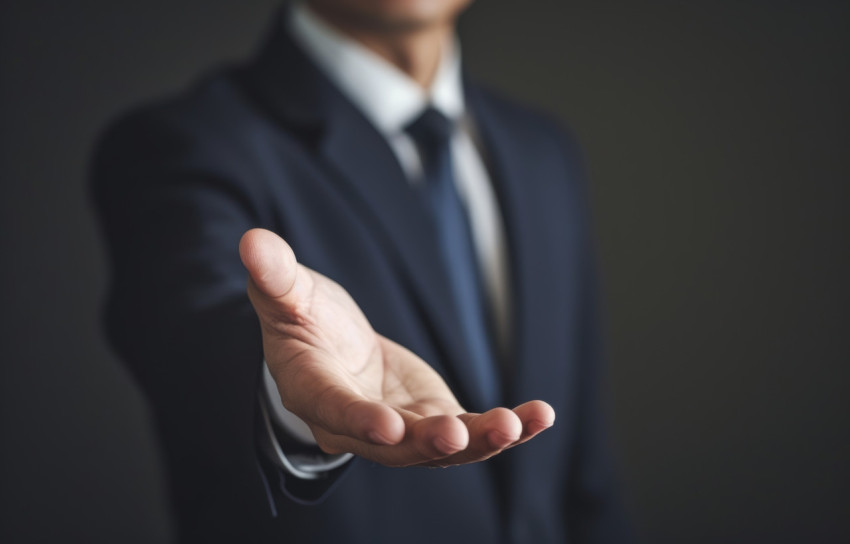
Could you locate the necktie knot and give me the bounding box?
[405,107,455,155]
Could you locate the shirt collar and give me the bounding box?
[288,2,465,136]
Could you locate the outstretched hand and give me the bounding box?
[240,228,554,467]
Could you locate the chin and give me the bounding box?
[311,0,473,32]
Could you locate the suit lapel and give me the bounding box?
[318,97,502,412]
[234,16,495,411]
[466,84,556,408]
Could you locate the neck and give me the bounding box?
[306,6,453,88]
[352,28,450,89]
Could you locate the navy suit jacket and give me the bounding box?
[92,13,629,544]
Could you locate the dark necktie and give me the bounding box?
[405,107,500,409]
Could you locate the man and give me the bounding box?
[92,0,630,542]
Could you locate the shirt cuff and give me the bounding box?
[259,362,353,478]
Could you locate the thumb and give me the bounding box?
[239,228,299,301]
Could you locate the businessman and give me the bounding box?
[93,0,630,542]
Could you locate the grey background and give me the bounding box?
[1,1,847,542]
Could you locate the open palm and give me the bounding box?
[240,228,554,467]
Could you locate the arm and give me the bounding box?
[565,243,632,544]
[90,110,285,532]
[555,125,632,543]
[92,107,555,507]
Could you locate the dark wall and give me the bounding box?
[1,1,847,542]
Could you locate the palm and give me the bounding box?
[241,228,554,467]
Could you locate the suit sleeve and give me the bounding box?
[556,125,633,544]
[90,109,349,537]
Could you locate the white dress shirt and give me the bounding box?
[259,2,511,477]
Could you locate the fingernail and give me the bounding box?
[433,436,460,455]
[368,431,392,445]
[530,420,554,433]
[488,430,516,448]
